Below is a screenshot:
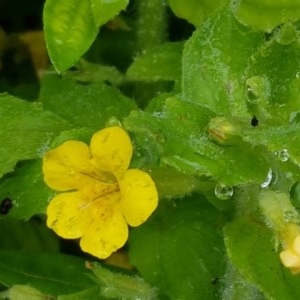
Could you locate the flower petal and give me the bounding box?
[90,126,132,177]
[280,248,300,268]
[80,198,128,259]
[43,140,94,191]
[47,192,91,239]
[119,169,158,227]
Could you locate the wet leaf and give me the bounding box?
[43,0,98,72]
[0,94,70,178]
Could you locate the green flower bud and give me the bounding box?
[207,116,242,145]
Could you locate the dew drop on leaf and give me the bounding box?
[246,86,260,103]
[260,168,278,188]
[106,116,122,127]
[214,183,233,200]
[275,149,289,162]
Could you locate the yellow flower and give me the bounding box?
[279,224,300,274]
[43,126,158,259]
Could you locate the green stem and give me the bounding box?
[136,0,168,50]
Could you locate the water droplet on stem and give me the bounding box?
[214,184,233,200]
[276,149,289,162]
[261,168,278,188]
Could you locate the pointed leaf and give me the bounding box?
[90,0,129,27]
[43,0,98,72]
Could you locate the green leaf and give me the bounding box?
[63,60,125,85]
[39,74,136,129]
[181,8,263,117]
[167,0,227,26]
[0,218,59,252]
[224,218,300,299]
[0,160,53,220]
[0,94,71,178]
[125,97,269,185]
[0,249,96,297]
[231,0,300,32]
[87,262,157,299]
[0,285,50,300]
[127,42,183,82]
[43,0,99,72]
[90,0,129,27]
[58,287,101,300]
[242,30,300,123]
[129,196,225,300]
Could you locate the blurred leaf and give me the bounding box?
[224,218,300,299]
[127,42,183,82]
[231,0,300,32]
[43,0,98,72]
[90,0,129,27]
[129,195,225,300]
[181,8,263,117]
[0,94,71,178]
[0,249,96,297]
[39,74,136,129]
[0,160,53,220]
[167,0,227,26]
[0,218,59,252]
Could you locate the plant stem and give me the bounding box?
[136,0,168,50]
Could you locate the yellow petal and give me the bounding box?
[280,249,300,268]
[119,169,158,227]
[43,140,93,191]
[90,126,132,177]
[47,192,91,239]
[80,199,128,259]
[293,236,300,256]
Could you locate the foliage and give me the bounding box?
[1,0,300,299]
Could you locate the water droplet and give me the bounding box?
[106,116,122,127]
[296,71,300,79]
[261,168,278,188]
[246,86,260,103]
[276,149,289,162]
[214,184,233,200]
[245,76,270,104]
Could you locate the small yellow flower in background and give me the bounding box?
[259,190,300,274]
[43,126,158,259]
[279,223,300,274]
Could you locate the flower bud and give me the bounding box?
[207,116,242,145]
